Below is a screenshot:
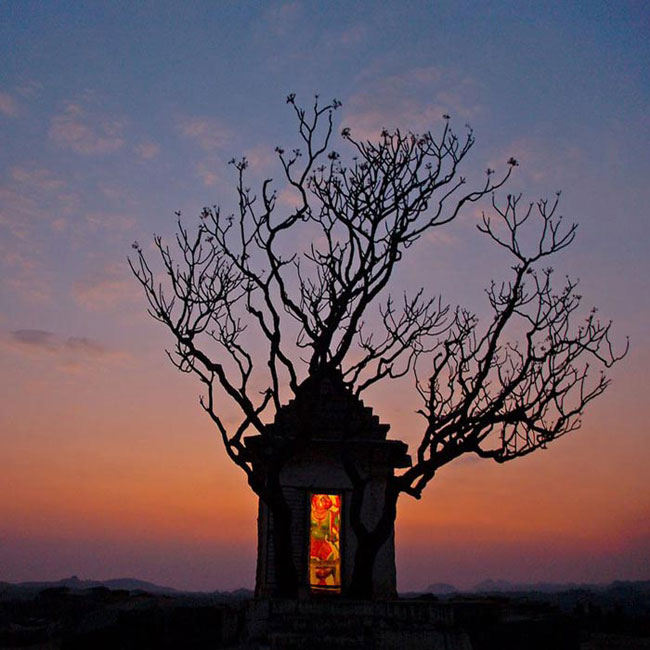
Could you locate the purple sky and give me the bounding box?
[1,2,648,591]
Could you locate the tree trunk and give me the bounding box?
[348,484,400,599]
[348,535,379,599]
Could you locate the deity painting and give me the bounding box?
[308,493,342,593]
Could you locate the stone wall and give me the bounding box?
[255,451,398,598]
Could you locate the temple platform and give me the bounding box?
[238,598,473,649]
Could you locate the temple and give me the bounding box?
[245,370,411,598]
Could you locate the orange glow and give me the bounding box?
[1,329,648,590]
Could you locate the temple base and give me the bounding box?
[242,598,472,649]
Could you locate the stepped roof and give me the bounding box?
[244,369,411,469]
[267,369,390,442]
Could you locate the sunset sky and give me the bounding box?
[1,2,648,592]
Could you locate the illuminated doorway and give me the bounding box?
[308,493,342,594]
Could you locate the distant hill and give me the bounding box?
[3,575,647,600]
[425,582,458,595]
[0,575,179,594]
[0,577,258,605]
[470,579,650,594]
[95,577,180,593]
[407,579,650,597]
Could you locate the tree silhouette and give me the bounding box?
[130,95,626,598]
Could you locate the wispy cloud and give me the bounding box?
[275,184,303,210]
[134,141,160,160]
[242,144,277,174]
[49,101,125,154]
[11,166,66,191]
[0,166,70,238]
[15,79,43,98]
[8,329,110,356]
[262,1,302,36]
[4,329,129,371]
[85,212,135,232]
[177,116,230,152]
[73,262,139,311]
[324,24,367,48]
[343,67,481,141]
[0,186,46,239]
[65,336,108,355]
[339,25,367,45]
[0,81,43,117]
[0,91,18,116]
[487,137,583,190]
[195,161,222,187]
[9,329,58,351]
[0,245,52,303]
[99,184,129,201]
[425,229,458,247]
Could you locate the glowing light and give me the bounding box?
[309,493,341,594]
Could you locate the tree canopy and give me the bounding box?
[130,95,626,596]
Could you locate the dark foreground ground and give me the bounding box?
[1,581,648,649]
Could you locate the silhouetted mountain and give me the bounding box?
[0,575,178,595]
[473,579,516,592]
[228,587,255,599]
[470,579,650,594]
[426,582,458,594]
[98,577,179,593]
[0,576,255,603]
[404,578,650,598]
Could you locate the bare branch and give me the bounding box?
[398,197,627,498]
[131,95,625,516]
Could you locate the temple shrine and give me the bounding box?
[244,370,411,598]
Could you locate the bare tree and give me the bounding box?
[130,95,626,598]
